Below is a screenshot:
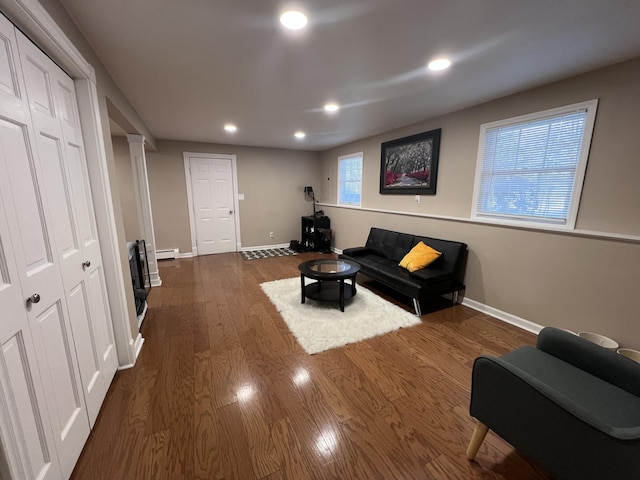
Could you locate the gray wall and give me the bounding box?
[111,136,141,241]
[146,140,322,252]
[319,57,640,348]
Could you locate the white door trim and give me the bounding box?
[183,152,242,255]
[2,0,138,367]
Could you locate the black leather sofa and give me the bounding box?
[339,227,467,315]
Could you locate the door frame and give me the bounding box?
[183,152,242,256]
[1,0,140,367]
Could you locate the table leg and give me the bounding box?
[300,274,305,304]
[339,278,345,312]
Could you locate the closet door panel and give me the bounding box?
[1,335,59,480]
[7,28,90,480]
[0,23,27,123]
[37,134,78,271]
[34,302,83,433]
[0,17,62,480]
[17,30,117,428]
[0,105,88,480]
[0,202,61,480]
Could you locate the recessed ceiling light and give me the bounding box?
[428,58,451,71]
[294,131,306,139]
[280,11,308,30]
[224,124,237,133]
[324,103,340,113]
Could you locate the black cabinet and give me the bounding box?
[301,216,331,252]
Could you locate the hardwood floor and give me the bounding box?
[70,253,551,479]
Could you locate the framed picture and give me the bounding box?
[379,128,441,195]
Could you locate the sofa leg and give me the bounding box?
[412,298,422,317]
[466,422,489,460]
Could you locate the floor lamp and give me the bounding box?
[304,186,317,216]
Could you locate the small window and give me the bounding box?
[472,100,598,229]
[338,152,363,206]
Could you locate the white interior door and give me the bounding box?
[0,17,100,480]
[0,20,62,480]
[0,179,61,480]
[17,32,118,427]
[189,156,237,255]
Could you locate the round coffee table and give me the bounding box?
[298,259,361,312]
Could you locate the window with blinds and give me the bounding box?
[472,100,598,229]
[338,152,363,206]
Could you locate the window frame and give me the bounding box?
[471,99,598,230]
[337,151,364,207]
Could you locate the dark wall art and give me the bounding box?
[379,128,441,195]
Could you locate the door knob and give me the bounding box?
[229,210,234,214]
[26,293,41,305]
[82,260,91,269]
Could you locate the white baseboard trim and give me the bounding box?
[461,297,544,335]
[137,302,148,328]
[179,251,194,258]
[156,248,179,259]
[240,243,291,251]
[118,333,145,370]
[133,333,145,359]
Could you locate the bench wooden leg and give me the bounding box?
[466,422,489,460]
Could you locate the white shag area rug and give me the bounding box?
[260,277,421,354]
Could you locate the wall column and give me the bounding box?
[127,134,162,286]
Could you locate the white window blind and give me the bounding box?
[338,152,363,206]
[473,100,598,228]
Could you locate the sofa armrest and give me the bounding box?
[342,247,372,257]
[537,327,640,397]
[471,355,640,440]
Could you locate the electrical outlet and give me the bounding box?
[415,195,421,204]
[269,232,274,238]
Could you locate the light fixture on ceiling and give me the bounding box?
[294,131,306,139]
[428,58,451,71]
[280,10,308,30]
[224,124,237,133]
[324,102,340,113]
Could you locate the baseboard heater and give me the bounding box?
[156,248,179,260]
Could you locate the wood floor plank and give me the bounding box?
[70,253,552,480]
[194,351,225,480]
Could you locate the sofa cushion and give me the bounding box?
[399,241,442,272]
[365,228,399,259]
[390,233,414,262]
[351,254,424,298]
[412,235,467,279]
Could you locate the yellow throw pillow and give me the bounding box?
[399,241,442,272]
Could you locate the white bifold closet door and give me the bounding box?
[0,15,118,480]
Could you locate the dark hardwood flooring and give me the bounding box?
[70,252,551,479]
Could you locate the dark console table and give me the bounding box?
[301,215,330,251]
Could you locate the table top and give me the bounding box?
[298,259,360,279]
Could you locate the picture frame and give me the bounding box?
[379,128,441,195]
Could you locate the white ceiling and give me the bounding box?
[59,0,640,151]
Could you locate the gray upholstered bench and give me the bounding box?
[467,327,640,479]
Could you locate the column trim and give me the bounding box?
[127,134,162,287]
